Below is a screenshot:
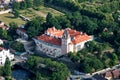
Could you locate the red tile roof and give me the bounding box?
[72,34,91,44]
[17,28,26,33]
[46,27,64,38]
[37,34,61,46]
[37,27,91,46]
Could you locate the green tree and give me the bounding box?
[0,28,8,39]
[82,17,98,34]
[12,2,20,10]
[67,11,82,29]
[26,19,42,38]
[9,22,18,29]
[46,12,53,27]
[116,47,120,56]
[110,53,118,65]
[20,1,27,10]
[35,72,42,80]
[25,0,32,8]
[26,56,70,80]
[34,16,44,24]
[26,56,39,69]
[14,9,19,18]
[0,67,3,76]
[33,0,43,7]
[10,41,25,52]
[68,52,80,62]
[80,57,103,73]
[80,58,92,73]
[85,41,96,53]
[2,30,8,39]
[8,22,18,40]
[56,15,71,29]
[3,58,11,77]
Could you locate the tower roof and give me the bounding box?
[62,28,70,39]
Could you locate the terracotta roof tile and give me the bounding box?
[72,34,91,44]
[37,27,91,45]
[46,27,64,38]
[37,34,61,46]
[68,29,81,37]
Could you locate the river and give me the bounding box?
[12,65,32,80]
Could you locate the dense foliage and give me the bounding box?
[26,56,70,80]
[25,17,43,38]
[12,0,43,10]
[68,41,119,73]
[3,58,11,77]
[9,0,120,74]
[10,41,25,52]
[3,58,12,80]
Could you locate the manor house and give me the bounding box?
[33,27,93,57]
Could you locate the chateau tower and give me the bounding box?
[61,29,71,54]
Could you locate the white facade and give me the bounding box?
[4,0,10,4]
[0,39,3,45]
[33,39,61,57]
[0,49,14,65]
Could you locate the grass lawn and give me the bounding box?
[37,6,64,16]
[0,6,63,26]
[0,13,26,26]
[19,5,64,19]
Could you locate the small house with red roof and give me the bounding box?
[33,27,93,57]
[0,21,9,30]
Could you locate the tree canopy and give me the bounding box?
[3,58,11,77]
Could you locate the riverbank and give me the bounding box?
[12,64,34,80]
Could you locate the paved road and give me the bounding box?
[11,55,23,65]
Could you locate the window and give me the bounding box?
[77,45,81,50]
[39,44,42,48]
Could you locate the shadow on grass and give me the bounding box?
[5,16,16,19]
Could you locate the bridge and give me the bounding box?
[11,55,24,66]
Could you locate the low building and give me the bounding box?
[0,21,9,30]
[93,74,107,80]
[4,0,10,4]
[102,69,120,80]
[16,27,28,40]
[0,39,3,45]
[0,76,5,80]
[0,47,14,65]
[112,69,120,79]
[33,27,93,57]
[104,71,112,80]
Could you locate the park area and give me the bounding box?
[19,6,64,19]
[0,13,26,26]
